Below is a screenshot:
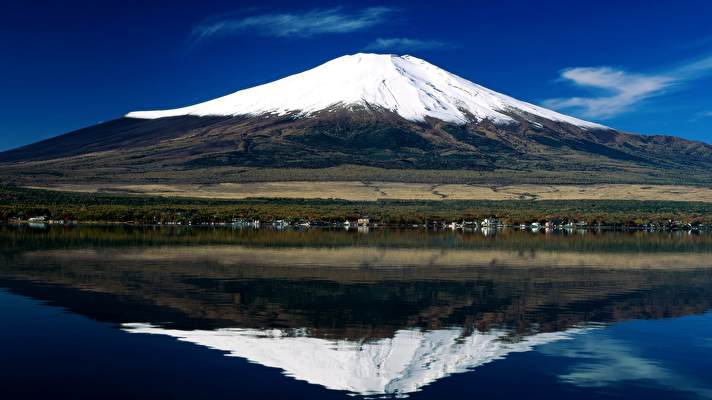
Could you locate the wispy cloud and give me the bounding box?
[544,68,673,119]
[544,55,712,119]
[364,37,450,52]
[698,110,712,118]
[540,334,712,398]
[192,7,397,41]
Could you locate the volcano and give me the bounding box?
[2,53,711,185]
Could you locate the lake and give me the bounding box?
[1,225,711,399]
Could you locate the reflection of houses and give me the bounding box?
[480,226,496,237]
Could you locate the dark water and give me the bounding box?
[1,225,711,399]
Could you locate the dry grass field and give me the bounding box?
[29,182,712,202]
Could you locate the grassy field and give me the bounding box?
[4,163,712,187]
[2,185,712,225]
[29,182,712,202]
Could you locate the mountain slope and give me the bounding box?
[126,53,605,129]
[1,53,711,185]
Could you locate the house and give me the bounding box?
[481,218,498,227]
[357,218,370,227]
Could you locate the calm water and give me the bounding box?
[1,225,711,399]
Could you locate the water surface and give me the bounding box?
[1,226,711,399]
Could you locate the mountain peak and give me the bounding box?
[5,52,712,185]
[127,53,605,129]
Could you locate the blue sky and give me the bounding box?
[2,0,712,151]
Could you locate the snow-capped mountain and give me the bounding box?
[126,53,605,129]
[123,324,586,397]
[2,53,712,185]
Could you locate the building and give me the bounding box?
[481,218,498,227]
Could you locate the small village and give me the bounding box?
[10,215,708,233]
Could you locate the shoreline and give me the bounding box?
[5,221,710,232]
[3,185,712,227]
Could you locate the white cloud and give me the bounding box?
[192,7,396,41]
[540,334,712,398]
[556,336,668,387]
[364,37,449,52]
[545,55,712,119]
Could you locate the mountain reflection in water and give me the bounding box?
[123,324,587,397]
[1,226,711,398]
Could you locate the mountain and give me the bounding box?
[125,53,605,128]
[1,53,711,185]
